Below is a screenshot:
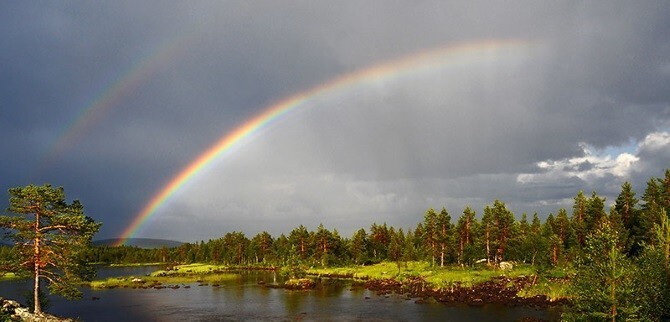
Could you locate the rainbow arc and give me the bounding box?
[115,39,535,245]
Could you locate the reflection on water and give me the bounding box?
[0,267,562,321]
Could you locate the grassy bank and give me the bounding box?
[0,272,20,281]
[308,261,534,286]
[89,263,236,289]
[108,262,165,267]
[307,261,572,300]
[87,261,571,301]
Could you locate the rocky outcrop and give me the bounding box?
[282,278,316,290]
[364,276,569,308]
[0,298,75,322]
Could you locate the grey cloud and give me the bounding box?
[2,1,670,240]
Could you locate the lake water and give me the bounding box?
[0,266,561,321]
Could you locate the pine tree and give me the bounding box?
[436,207,452,267]
[481,206,494,264]
[491,200,515,263]
[388,228,404,272]
[403,228,417,262]
[369,223,390,261]
[456,207,477,265]
[572,190,589,247]
[0,184,101,314]
[349,228,368,265]
[555,208,573,250]
[587,191,607,231]
[641,174,667,246]
[289,225,310,260]
[569,220,638,320]
[251,231,274,264]
[422,209,438,266]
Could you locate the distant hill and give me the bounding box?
[94,238,184,249]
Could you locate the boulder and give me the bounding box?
[499,261,514,271]
[1,297,75,322]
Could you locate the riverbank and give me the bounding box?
[89,263,238,289]
[306,262,571,307]
[87,261,571,308]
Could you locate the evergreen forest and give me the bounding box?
[2,170,670,320]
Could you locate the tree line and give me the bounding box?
[3,170,669,319]
[81,169,670,320]
[84,170,670,270]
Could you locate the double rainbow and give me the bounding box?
[115,39,534,245]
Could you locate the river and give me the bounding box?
[0,266,561,321]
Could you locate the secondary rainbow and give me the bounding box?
[116,39,534,245]
[38,37,190,173]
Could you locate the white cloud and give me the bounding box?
[638,131,670,152]
[517,143,639,185]
[517,132,670,186]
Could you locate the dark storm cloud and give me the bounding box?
[1,1,669,241]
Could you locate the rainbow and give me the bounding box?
[38,37,190,173]
[115,39,534,245]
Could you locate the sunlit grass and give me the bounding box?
[517,278,571,301]
[0,272,21,281]
[308,261,538,287]
[89,263,236,289]
[89,273,238,289]
[149,263,227,276]
[109,262,165,267]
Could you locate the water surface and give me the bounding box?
[0,267,561,321]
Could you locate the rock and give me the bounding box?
[468,299,485,306]
[499,261,514,271]
[362,276,564,308]
[283,278,316,290]
[1,297,75,322]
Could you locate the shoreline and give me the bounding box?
[360,275,569,308]
[86,261,571,308]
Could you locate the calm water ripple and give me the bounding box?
[0,266,561,321]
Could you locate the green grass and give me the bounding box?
[109,262,165,267]
[517,277,571,301]
[0,272,21,281]
[89,263,236,289]
[310,261,572,300]
[150,263,228,276]
[89,273,238,289]
[308,261,538,287]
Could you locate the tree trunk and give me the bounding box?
[458,238,463,265]
[485,225,490,264]
[300,239,305,259]
[610,281,616,322]
[440,245,444,267]
[34,211,42,314]
[552,244,558,266]
[34,244,41,314]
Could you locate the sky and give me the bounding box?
[1,1,670,242]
